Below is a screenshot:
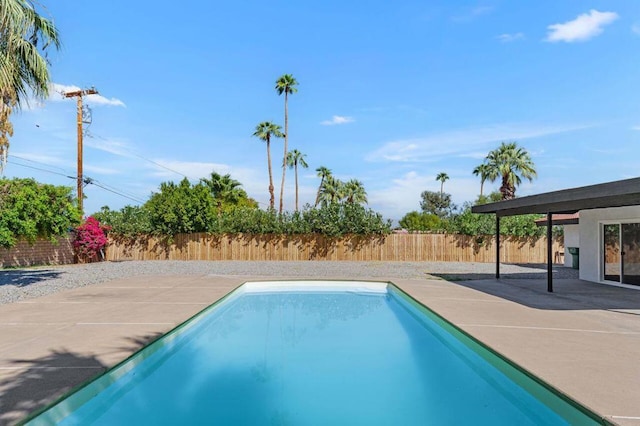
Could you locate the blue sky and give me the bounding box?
[4,1,640,220]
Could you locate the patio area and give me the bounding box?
[1,271,639,425]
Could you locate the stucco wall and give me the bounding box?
[579,206,640,283]
[563,224,579,267]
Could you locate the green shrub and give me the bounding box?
[145,178,217,236]
[93,205,152,237]
[399,211,443,232]
[0,178,81,248]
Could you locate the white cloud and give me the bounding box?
[9,152,67,167]
[84,164,121,175]
[50,83,126,107]
[458,151,491,160]
[84,136,136,158]
[366,122,593,163]
[632,24,640,35]
[497,33,524,43]
[147,160,232,180]
[320,115,354,126]
[452,5,493,22]
[545,10,618,43]
[632,125,640,131]
[367,171,481,221]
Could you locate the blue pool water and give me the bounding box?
[26,281,602,425]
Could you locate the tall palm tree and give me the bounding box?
[318,175,344,207]
[0,0,61,171]
[343,179,367,204]
[275,73,298,213]
[314,166,331,207]
[485,141,537,200]
[252,121,283,210]
[436,172,449,196]
[201,171,245,215]
[472,163,495,197]
[286,149,308,211]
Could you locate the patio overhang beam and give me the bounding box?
[471,177,640,292]
[472,177,640,217]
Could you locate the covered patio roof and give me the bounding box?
[472,177,640,217]
[470,177,640,293]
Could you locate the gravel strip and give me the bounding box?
[0,261,578,305]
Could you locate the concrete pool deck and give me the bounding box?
[0,274,639,425]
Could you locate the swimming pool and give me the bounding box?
[23,281,606,425]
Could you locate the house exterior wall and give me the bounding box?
[579,206,640,283]
[563,224,579,267]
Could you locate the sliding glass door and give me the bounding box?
[622,223,640,285]
[603,224,620,282]
[603,223,640,286]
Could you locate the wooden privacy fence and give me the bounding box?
[106,233,564,263]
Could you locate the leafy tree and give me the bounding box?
[144,178,216,236]
[99,202,392,238]
[484,141,536,200]
[1,0,61,171]
[275,73,298,213]
[447,202,495,236]
[0,177,81,248]
[435,172,449,195]
[302,203,391,237]
[343,179,367,205]
[472,163,495,197]
[398,211,442,232]
[448,193,544,237]
[314,166,331,207]
[93,205,152,237]
[215,207,286,234]
[420,190,455,218]
[286,149,308,211]
[252,121,283,210]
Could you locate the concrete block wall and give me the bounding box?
[0,237,75,268]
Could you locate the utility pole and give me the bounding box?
[63,88,98,215]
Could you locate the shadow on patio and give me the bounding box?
[0,269,63,288]
[445,277,640,312]
[0,331,163,425]
[0,349,106,425]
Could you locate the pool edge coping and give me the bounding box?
[19,278,615,426]
[17,279,390,424]
[390,281,615,426]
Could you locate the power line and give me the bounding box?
[8,154,72,174]
[6,159,75,179]
[88,180,145,204]
[85,131,188,178]
[87,177,146,203]
[6,159,146,205]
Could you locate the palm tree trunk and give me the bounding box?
[480,179,484,197]
[500,175,515,200]
[266,139,275,209]
[279,92,288,214]
[315,177,324,207]
[294,162,299,211]
[440,182,443,196]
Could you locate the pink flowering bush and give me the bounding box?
[73,217,110,261]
